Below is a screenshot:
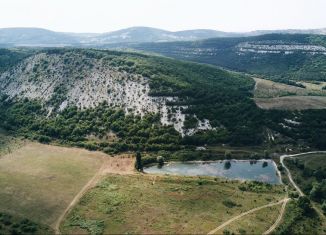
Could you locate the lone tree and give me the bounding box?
[157,156,165,168]
[135,151,143,172]
[224,150,232,160]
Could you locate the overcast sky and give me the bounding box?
[1,0,326,33]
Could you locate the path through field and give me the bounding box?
[54,154,135,234]
[262,197,289,234]
[207,198,289,235]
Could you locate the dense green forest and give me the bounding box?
[130,34,326,82]
[0,48,326,154]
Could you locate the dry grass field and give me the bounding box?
[253,78,326,110]
[255,96,326,110]
[0,142,106,228]
[253,78,326,98]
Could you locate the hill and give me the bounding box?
[130,34,326,82]
[0,27,236,46]
[1,27,326,47]
[0,48,326,154]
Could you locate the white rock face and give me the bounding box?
[0,52,213,136]
[237,41,326,55]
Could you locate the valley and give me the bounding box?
[1,32,326,235]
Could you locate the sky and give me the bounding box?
[1,0,326,33]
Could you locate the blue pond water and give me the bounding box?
[144,160,281,184]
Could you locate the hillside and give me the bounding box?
[130,34,326,82]
[0,48,326,153]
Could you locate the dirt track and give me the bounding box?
[207,198,289,235]
[54,154,135,234]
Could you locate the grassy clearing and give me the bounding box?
[255,96,326,110]
[220,203,282,235]
[298,81,326,91]
[0,142,106,227]
[62,174,285,234]
[254,78,326,98]
[254,78,326,110]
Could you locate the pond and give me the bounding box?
[144,160,281,184]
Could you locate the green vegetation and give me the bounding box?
[222,203,282,235]
[0,212,52,235]
[0,129,24,156]
[1,48,326,153]
[135,151,143,171]
[0,48,36,73]
[274,200,325,235]
[285,154,326,208]
[61,174,284,234]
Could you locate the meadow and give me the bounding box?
[253,78,326,110]
[0,142,105,228]
[61,174,285,234]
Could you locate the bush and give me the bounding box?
[222,199,238,208]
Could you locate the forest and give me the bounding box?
[0,48,326,155]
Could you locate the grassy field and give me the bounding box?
[221,203,282,235]
[253,78,326,110]
[254,78,326,98]
[61,174,285,234]
[255,96,326,110]
[0,142,106,228]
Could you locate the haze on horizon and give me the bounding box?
[1,0,326,33]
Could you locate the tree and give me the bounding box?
[135,151,143,172]
[157,156,165,168]
[224,150,232,160]
[297,196,313,215]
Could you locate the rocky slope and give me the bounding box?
[0,50,214,136]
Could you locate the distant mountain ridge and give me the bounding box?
[130,33,326,82]
[1,26,326,46]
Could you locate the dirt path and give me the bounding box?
[263,197,290,234]
[54,155,135,234]
[280,151,326,220]
[280,155,304,196]
[280,151,326,197]
[207,198,289,235]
